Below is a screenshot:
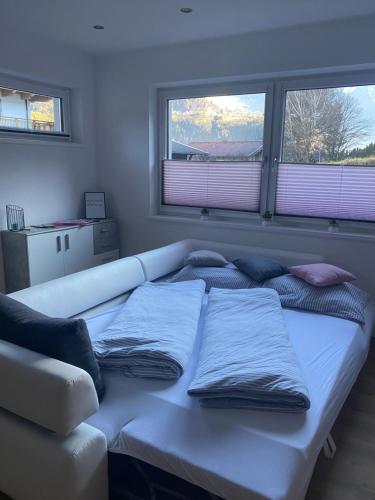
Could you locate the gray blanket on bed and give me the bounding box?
[93,280,205,379]
[188,287,310,412]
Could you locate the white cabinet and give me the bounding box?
[27,231,65,286]
[27,226,97,285]
[62,227,96,276]
[2,221,119,293]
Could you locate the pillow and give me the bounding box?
[0,293,105,401]
[233,255,288,281]
[169,265,260,291]
[184,250,228,267]
[263,274,370,324]
[289,263,356,287]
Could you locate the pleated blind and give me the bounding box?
[162,160,262,212]
[276,163,375,221]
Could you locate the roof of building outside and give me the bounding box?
[171,140,209,156]
[189,140,263,157]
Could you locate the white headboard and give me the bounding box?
[8,239,324,318]
[9,257,145,318]
[135,239,324,281]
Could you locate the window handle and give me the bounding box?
[273,157,279,170]
[64,234,70,251]
[56,235,62,253]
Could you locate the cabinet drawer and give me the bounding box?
[93,222,119,255]
[93,249,119,267]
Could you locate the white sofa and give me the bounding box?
[0,239,323,500]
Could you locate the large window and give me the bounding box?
[158,75,375,226]
[162,91,267,212]
[276,84,375,222]
[0,78,70,139]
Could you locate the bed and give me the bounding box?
[3,238,374,500]
[85,294,375,500]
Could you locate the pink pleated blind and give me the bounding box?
[276,163,375,221]
[162,160,262,212]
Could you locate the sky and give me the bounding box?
[341,85,375,145]
[209,86,375,147]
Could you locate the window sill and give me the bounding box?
[0,136,85,148]
[150,213,375,243]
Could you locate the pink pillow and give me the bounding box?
[288,263,356,287]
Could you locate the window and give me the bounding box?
[276,84,375,222]
[158,74,375,227]
[0,77,70,139]
[162,91,267,212]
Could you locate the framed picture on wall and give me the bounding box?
[84,192,106,219]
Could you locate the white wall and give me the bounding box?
[0,29,98,292]
[95,15,375,296]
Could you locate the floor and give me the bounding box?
[1,343,375,500]
[306,341,375,500]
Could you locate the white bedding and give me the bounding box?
[92,280,205,379]
[85,297,375,500]
[188,288,310,412]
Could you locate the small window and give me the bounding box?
[162,92,266,212]
[276,84,375,222]
[0,79,70,139]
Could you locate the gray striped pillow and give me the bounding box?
[263,274,370,324]
[169,265,260,291]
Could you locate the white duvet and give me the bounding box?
[92,280,205,379]
[188,287,310,412]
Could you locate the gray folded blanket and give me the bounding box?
[188,287,310,412]
[93,280,205,379]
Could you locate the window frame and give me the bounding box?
[157,80,274,220]
[154,70,375,230]
[267,71,375,225]
[0,75,71,141]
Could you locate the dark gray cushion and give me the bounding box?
[233,255,288,281]
[169,265,260,291]
[263,274,370,324]
[0,293,105,401]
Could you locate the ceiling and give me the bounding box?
[1,0,375,55]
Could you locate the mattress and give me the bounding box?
[85,297,375,500]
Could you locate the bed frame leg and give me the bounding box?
[323,433,336,459]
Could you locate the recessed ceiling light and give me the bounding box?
[93,25,104,30]
[180,7,193,14]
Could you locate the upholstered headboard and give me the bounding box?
[135,239,325,281]
[134,240,194,282]
[8,239,324,318]
[9,256,145,318]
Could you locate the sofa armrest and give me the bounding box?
[0,407,108,500]
[0,339,99,435]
